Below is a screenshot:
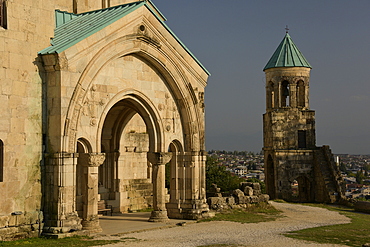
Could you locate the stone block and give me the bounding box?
[253,190,262,196]
[252,183,261,191]
[258,194,270,202]
[244,186,253,196]
[249,196,260,204]
[0,216,9,228]
[225,196,235,205]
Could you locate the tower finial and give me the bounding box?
[285,25,289,33]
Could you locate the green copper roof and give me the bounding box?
[39,1,145,54]
[263,33,312,71]
[38,1,210,75]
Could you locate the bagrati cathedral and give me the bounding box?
[0,0,210,239]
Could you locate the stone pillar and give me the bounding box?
[290,82,297,108]
[43,153,82,234]
[79,153,105,231]
[147,152,172,222]
[178,152,210,220]
[199,151,207,201]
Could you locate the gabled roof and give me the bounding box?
[263,33,312,71]
[38,0,210,75]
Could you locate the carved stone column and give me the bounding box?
[43,153,82,234]
[147,152,172,222]
[80,153,105,231]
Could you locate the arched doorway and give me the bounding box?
[165,141,185,218]
[266,154,276,199]
[292,176,311,202]
[76,138,92,218]
[99,96,160,214]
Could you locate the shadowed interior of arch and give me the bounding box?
[98,98,155,214]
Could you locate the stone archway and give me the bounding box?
[293,176,312,202]
[97,92,177,222]
[41,27,209,233]
[99,96,160,215]
[76,138,92,219]
[166,140,185,218]
[266,154,276,199]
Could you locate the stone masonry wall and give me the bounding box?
[0,0,80,240]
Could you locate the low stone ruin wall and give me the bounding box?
[207,182,270,211]
[354,201,370,214]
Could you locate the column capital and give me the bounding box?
[80,153,106,167]
[147,152,172,165]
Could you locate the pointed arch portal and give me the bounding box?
[98,95,160,214]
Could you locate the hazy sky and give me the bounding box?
[154,1,370,154]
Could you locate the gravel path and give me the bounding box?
[96,202,351,247]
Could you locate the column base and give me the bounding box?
[148,210,169,222]
[81,219,102,232]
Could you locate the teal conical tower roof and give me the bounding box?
[264,33,312,71]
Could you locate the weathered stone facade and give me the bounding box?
[263,34,346,203]
[0,0,210,240]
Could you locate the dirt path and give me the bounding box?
[96,202,351,247]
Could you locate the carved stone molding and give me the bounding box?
[147,152,172,165]
[80,153,106,167]
[88,153,106,167]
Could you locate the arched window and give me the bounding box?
[297,80,305,107]
[281,81,289,107]
[267,81,274,109]
[0,140,3,182]
[0,0,7,29]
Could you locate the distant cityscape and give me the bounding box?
[208,150,370,200]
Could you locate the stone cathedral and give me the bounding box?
[0,0,210,239]
[263,32,346,203]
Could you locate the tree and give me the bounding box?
[206,156,244,193]
[356,170,365,184]
[364,164,370,172]
[339,162,347,173]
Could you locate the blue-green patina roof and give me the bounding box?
[264,33,312,71]
[38,0,210,75]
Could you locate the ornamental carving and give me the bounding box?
[82,84,109,126]
[87,153,106,167]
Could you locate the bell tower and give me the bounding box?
[263,33,315,151]
[263,32,316,201]
[263,32,345,203]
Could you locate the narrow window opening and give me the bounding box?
[297,81,305,107]
[281,81,289,107]
[298,130,307,148]
[73,0,77,14]
[267,81,274,109]
[0,140,3,182]
[0,0,7,29]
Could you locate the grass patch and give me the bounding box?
[284,203,370,247]
[199,202,282,224]
[0,235,121,247]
